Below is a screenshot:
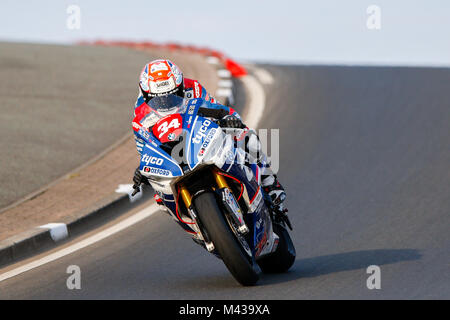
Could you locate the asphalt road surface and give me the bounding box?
[1,64,449,299]
[0,42,217,210]
[0,42,151,209]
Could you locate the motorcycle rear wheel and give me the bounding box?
[257,223,296,273]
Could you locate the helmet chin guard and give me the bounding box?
[139,59,184,101]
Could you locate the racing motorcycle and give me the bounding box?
[133,94,296,286]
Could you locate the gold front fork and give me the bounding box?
[179,185,192,208]
[179,170,230,209]
[213,169,230,189]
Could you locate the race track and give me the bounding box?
[1,64,449,299]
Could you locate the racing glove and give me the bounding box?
[132,167,150,188]
[219,115,246,129]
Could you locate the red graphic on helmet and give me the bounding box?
[139,59,184,98]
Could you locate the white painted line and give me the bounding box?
[216,88,234,105]
[216,88,233,98]
[39,223,68,242]
[218,79,233,88]
[115,184,143,202]
[227,94,235,106]
[206,56,220,65]
[0,204,159,283]
[253,67,274,85]
[240,74,266,129]
[217,69,231,78]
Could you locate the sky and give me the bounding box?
[1,0,449,66]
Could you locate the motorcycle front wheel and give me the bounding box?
[194,192,259,286]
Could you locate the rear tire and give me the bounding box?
[194,192,259,286]
[257,223,296,273]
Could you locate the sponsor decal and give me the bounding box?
[142,154,164,166]
[150,78,176,94]
[167,132,176,141]
[192,120,212,144]
[187,115,193,128]
[172,65,183,85]
[197,128,217,158]
[255,216,263,230]
[150,62,168,73]
[154,116,181,139]
[141,113,159,128]
[223,188,243,222]
[255,230,268,257]
[249,187,263,213]
[188,104,196,115]
[194,81,200,97]
[143,166,171,176]
[140,72,149,91]
[254,214,268,257]
[153,89,177,97]
[138,127,150,140]
[156,80,170,88]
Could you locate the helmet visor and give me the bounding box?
[147,94,185,113]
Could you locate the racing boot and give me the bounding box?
[261,174,286,206]
[261,174,292,230]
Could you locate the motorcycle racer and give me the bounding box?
[133,59,236,153]
[132,59,287,211]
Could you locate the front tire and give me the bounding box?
[194,192,259,286]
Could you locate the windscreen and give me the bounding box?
[147,94,186,113]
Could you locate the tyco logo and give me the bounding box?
[142,154,164,166]
[192,120,212,144]
[197,128,217,158]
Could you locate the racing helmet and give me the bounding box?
[139,59,184,101]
